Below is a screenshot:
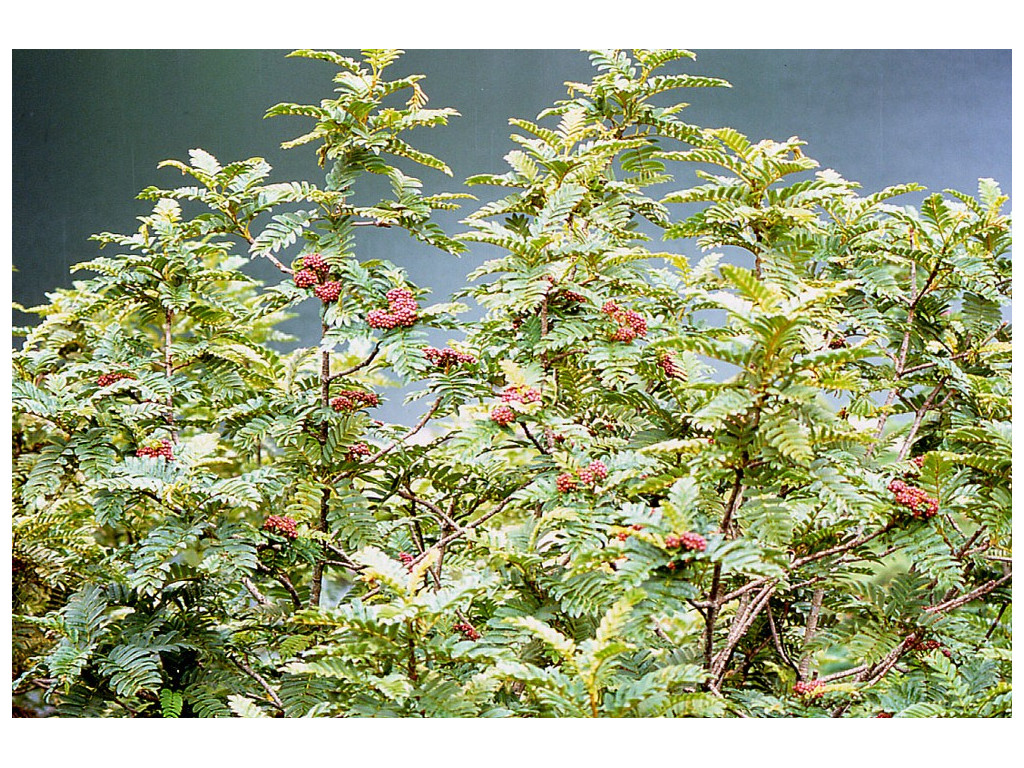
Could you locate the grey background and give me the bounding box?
[12,50,1012,421]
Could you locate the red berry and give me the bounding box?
[875,712,893,718]
[888,477,938,519]
[490,405,516,426]
[664,534,682,549]
[501,385,541,404]
[679,532,707,552]
[622,310,647,337]
[331,390,379,413]
[453,622,481,641]
[293,269,318,288]
[366,309,394,329]
[424,346,475,369]
[588,460,608,480]
[793,679,825,699]
[314,281,342,303]
[611,326,636,343]
[136,438,174,461]
[601,301,621,315]
[366,287,419,329]
[301,253,329,275]
[657,352,685,380]
[97,371,135,387]
[555,472,578,493]
[262,515,298,539]
[347,442,371,461]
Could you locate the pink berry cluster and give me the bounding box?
[262,515,298,539]
[793,679,825,699]
[556,460,609,493]
[97,371,135,387]
[398,552,415,570]
[910,455,925,469]
[424,346,475,370]
[490,404,517,426]
[293,254,342,304]
[453,622,481,641]
[664,531,707,552]
[875,711,894,718]
[331,389,380,413]
[602,301,648,342]
[314,281,343,303]
[657,352,685,380]
[501,385,542,405]
[346,442,371,461]
[555,473,578,493]
[367,288,419,329]
[887,479,939,519]
[905,636,947,655]
[136,439,174,461]
[558,289,587,304]
[578,460,608,486]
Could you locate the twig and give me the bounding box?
[398,488,467,533]
[897,380,951,461]
[275,572,302,609]
[766,604,799,673]
[327,341,381,383]
[797,588,824,681]
[345,397,442,474]
[241,576,270,606]
[704,470,745,670]
[711,582,775,683]
[520,422,550,455]
[819,663,869,683]
[924,572,1012,615]
[230,656,285,713]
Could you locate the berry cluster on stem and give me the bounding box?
[346,442,371,461]
[490,404,516,426]
[905,636,949,656]
[602,300,648,343]
[424,346,475,370]
[453,622,481,641]
[366,287,419,329]
[501,385,542,405]
[293,253,341,304]
[97,371,135,387]
[664,531,707,552]
[398,552,415,570]
[887,478,939,519]
[314,281,343,303]
[331,390,380,413]
[556,460,608,493]
[136,439,174,461]
[793,679,825,699]
[657,352,685,380]
[262,515,298,539]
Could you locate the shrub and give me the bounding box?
[12,49,1011,718]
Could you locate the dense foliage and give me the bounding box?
[12,49,1011,718]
